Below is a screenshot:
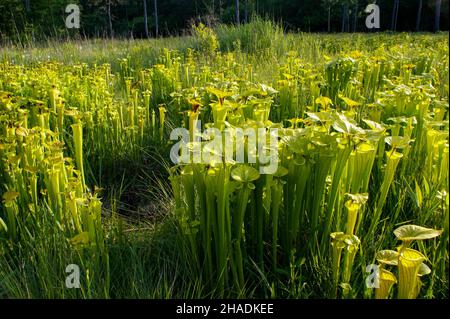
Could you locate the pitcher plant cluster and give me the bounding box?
[0,30,448,298]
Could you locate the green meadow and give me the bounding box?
[0,22,448,299]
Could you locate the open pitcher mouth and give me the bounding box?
[169,121,280,175]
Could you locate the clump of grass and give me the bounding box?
[215,17,285,54]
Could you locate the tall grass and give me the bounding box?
[215,17,285,54]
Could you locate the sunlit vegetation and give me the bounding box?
[0,23,448,298]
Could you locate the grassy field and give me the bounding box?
[0,21,448,299]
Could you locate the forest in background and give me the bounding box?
[0,0,449,43]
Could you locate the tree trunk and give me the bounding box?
[23,0,30,25]
[245,0,248,23]
[434,0,442,32]
[395,0,399,30]
[24,0,30,12]
[390,0,395,30]
[346,4,350,32]
[341,3,349,32]
[416,0,423,31]
[153,0,159,37]
[125,5,130,37]
[352,4,357,32]
[235,0,240,25]
[328,5,331,32]
[108,0,113,38]
[143,0,149,38]
[391,0,399,31]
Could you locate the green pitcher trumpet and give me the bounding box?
[374,224,443,299]
[330,232,346,298]
[344,193,368,235]
[375,269,397,299]
[397,247,426,299]
[71,123,85,191]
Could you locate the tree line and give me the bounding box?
[0,0,448,41]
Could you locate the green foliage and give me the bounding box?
[192,23,219,54]
[215,17,284,53]
[0,32,448,299]
[1,0,449,44]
